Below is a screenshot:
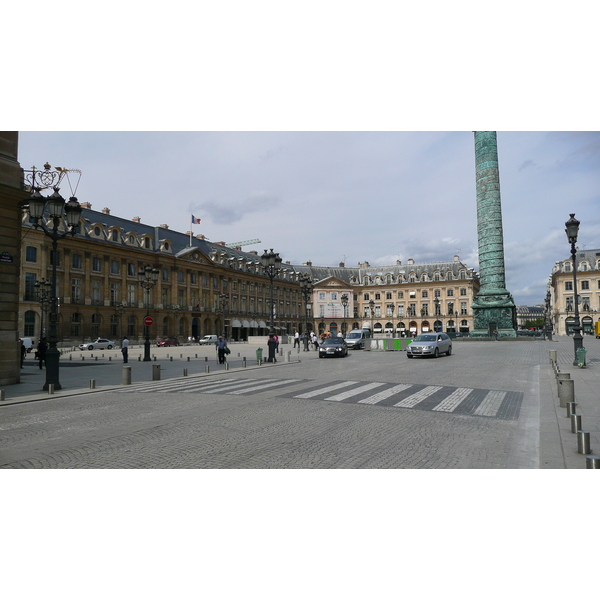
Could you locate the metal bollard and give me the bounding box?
[95,356,98,361]
[566,402,578,418]
[0,390,5,401]
[286,351,291,363]
[138,355,141,361]
[152,364,161,380]
[571,414,582,434]
[187,356,190,362]
[180,354,183,358]
[243,357,247,368]
[577,430,591,455]
[195,353,198,358]
[225,363,230,371]
[69,354,72,360]
[153,356,157,361]
[586,455,600,469]
[48,384,54,394]
[183,368,188,376]
[205,357,208,362]
[109,356,112,361]
[205,365,210,373]
[122,366,132,385]
[90,379,96,389]
[82,356,85,361]
[170,356,173,361]
[558,378,574,408]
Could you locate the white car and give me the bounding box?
[79,338,115,351]
[198,335,219,345]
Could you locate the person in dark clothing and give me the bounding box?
[37,338,48,370]
[216,336,228,364]
[20,339,26,368]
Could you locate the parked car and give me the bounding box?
[157,337,180,347]
[406,333,452,358]
[20,337,34,353]
[344,329,371,349]
[319,337,349,358]
[79,338,115,351]
[198,334,219,345]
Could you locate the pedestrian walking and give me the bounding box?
[267,334,277,362]
[37,337,48,370]
[293,331,300,348]
[216,336,228,364]
[121,336,129,363]
[20,339,26,368]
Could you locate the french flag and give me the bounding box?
[191,215,201,224]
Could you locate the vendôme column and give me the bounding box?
[471,131,517,337]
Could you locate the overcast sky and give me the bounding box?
[17,131,600,306]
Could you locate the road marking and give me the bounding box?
[326,382,386,402]
[294,381,358,399]
[432,387,472,412]
[394,386,442,408]
[474,390,506,417]
[228,379,302,394]
[358,383,413,404]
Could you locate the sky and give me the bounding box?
[16,131,600,306]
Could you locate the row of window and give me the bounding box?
[351,271,470,285]
[565,280,600,290]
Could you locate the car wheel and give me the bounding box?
[107,345,113,350]
[88,346,93,350]
[434,348,439,358]
[447,346,452,356]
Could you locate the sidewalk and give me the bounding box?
[539,336,600,468]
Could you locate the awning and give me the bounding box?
[258,320,267,328]
[250,320,258,327]
[242,320,250,327]
[231,319,242,327]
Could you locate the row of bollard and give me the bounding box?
[551,350,599,469]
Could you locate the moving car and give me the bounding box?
[319,337,349,358]
[198,334,219,345]
[344,329,371,349]
[79,338,115,351]
[157,337,180,347]
[406,333,452,358]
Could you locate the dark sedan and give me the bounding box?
[318,337,349,358]
[157,337,180,347]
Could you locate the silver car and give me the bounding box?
[406,333,452,358]
[79,338,115,351]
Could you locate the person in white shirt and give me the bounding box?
[121,336,129,363]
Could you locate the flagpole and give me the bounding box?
[190,215,192,247]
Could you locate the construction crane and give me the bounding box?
[224,238,261,248]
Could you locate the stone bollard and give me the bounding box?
[566,402,578,418]
[0,390,5,401]
[549,349,557,364]
[90,379,96,389]
[122,366,132,385]
[48,384,54,394]
[577,430,591,455]
[286,351,291,363]
[152,364,161,380]
[571,414,582,434]
[586,455,600,469]
[558,378,574,408]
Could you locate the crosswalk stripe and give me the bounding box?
[326,382,386,402]
[394,386,443,408]
[432,387,472,412]
[228,379,302,394]
[474,390,506,417]
[122,378,254,393]
[182,379,259,393]
[357,383,413,404]
[294,381,358,399]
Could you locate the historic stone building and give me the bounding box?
[549,249,600,336]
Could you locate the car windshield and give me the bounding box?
[346,333,361,339]
[414,334,437,342]
[322,338,343,345]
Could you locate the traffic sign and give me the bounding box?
[143,316,154,326]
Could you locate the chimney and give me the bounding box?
[248,250,258,255]
[339,262,345,268]
[407,258,414,265]
[396,260,402,265]
[186,231,193,236]
[304,261,312,266]
[132,216,141,223]
[102,207,110,214]
[81,202,92,209]
[454,255,460,261]
[215,241,225,246]
[195,234,205,240]
[159,224,169,229]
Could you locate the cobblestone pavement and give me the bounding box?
[1,337,598,468]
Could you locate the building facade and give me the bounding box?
[549,249,600,336]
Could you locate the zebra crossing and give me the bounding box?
[119,375,522,421]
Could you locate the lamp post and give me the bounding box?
[341,293,349,337]
[216,293,228,338]
[24,164,82,390]
[565,213,584,365]
[114,301,127,341]
[299,273,313,350]
[369,299,375,336]
[544,290,553,341]
[261,249,282,336]
[138,265,159,361]
[434,297,441,332]
[35,277,52,339]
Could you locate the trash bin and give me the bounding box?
[256,347,263,363]
[576,347,587,367]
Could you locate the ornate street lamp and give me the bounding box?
[565,214,584,365]
[138,265,159,361]
[113,301,127,341]
[369,299,375,336]
[261,249,282,336]
[170,304,181,338]
[544,290,553,341]
[299,273,313,351]
[341,293,349,337]
[216,293,228,338]
[434,297,441,332]
[35,278,52,338]
[24,164,82,391]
